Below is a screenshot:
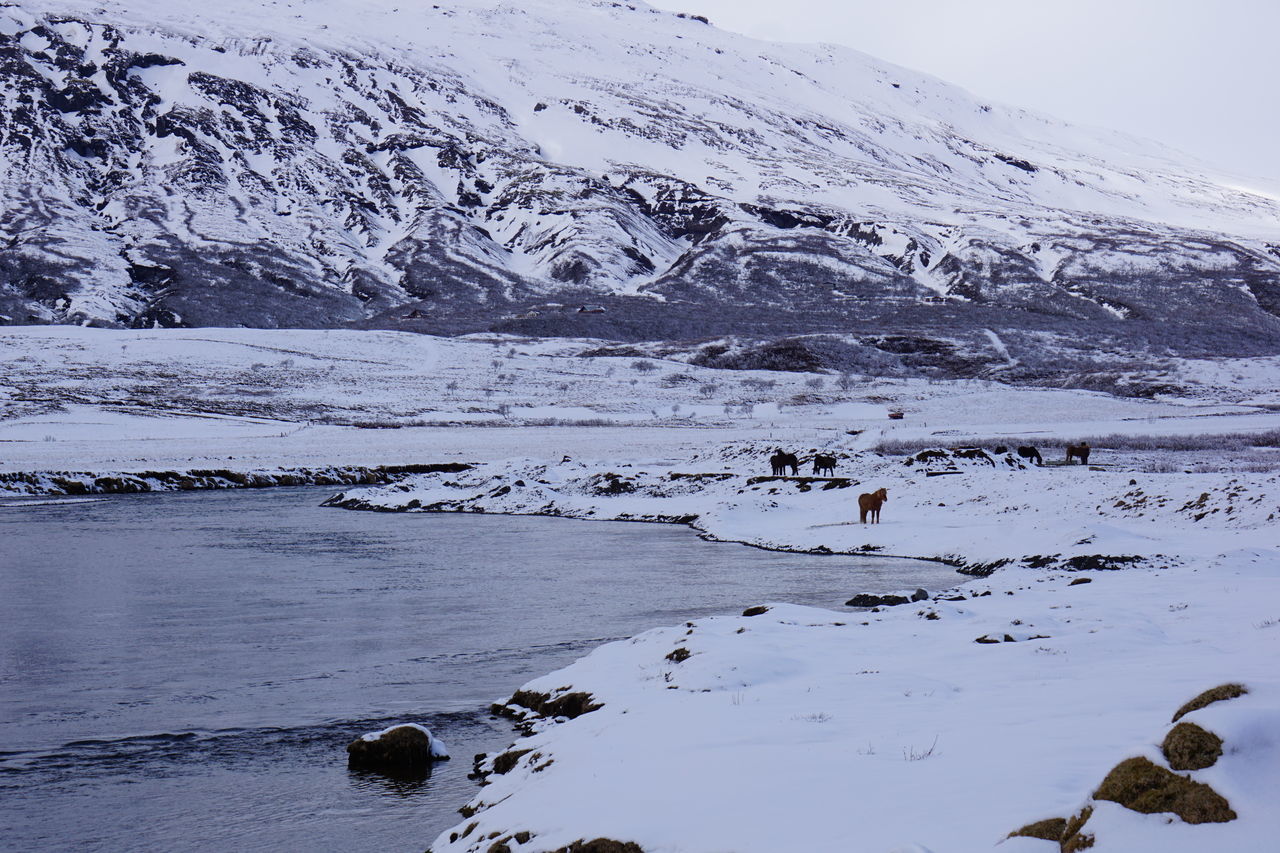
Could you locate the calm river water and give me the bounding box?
[0,487,961,852]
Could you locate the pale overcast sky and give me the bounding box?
[647,0,1280,183]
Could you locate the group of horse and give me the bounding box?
[1001,442,1091,466]
[766,449,885,524]
[768,450,837,477]
[763,439,1094,526]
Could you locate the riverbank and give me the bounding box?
[324,442,1279,569]
[0,462,469,496]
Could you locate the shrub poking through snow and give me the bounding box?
[1171,682,1248,722]
[741,605,770,616]
[1161,721,1225,771]
[665,647,691,663]
[1092,756,1236,823]
[346,723,449,772]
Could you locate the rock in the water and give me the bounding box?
[347,723,449,771]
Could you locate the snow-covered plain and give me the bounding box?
[3,326,1279,851]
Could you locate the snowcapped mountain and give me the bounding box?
[3,0,1279,359]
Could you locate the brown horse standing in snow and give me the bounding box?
[1066,442,1091,464]
[858,488,888,524]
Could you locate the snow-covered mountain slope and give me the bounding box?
[2,0,1279,353]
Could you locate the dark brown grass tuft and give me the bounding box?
[1171,683,1247,723]
[1093,757,1236,824]
[550,840,645,853]
[1059,805,1095,851]
[490,748,533,775]
[1162,722,1224,771]
[1007,817,1066,841]
[504,689,602,720]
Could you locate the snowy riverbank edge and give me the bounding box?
[318,445,1280,853]
[0,462,470,497]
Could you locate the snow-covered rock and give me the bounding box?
[347,722,449,772]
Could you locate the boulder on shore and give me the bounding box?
[347,723,450,772]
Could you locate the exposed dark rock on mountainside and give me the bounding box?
[3,0,1279,367]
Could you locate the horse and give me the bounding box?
[1066,442,1091,465]
[769,450,799,476]
[858,488,888,524]
[1016,446,1042,466]
[812,454,837,476]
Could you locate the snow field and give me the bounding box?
[4,326,1278,478]
[432,560,1280,852]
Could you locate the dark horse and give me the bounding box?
[770,450,799,476]
[858,488,888,524]
[1066,442,1091,465]
[812,454,837,476]
[1016,446,1043,466]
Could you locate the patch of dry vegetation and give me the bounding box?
[1092,756,1236,823]
[1007,817,1067,841]
[1171,683,1248,722]
[1162,722,1224,771]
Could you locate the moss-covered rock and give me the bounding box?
[1171,683,1247,723]
[1162,722,1224,770]
[346,724,444,772]
[1093,756,1235,824]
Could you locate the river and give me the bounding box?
[0,487,962,851]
